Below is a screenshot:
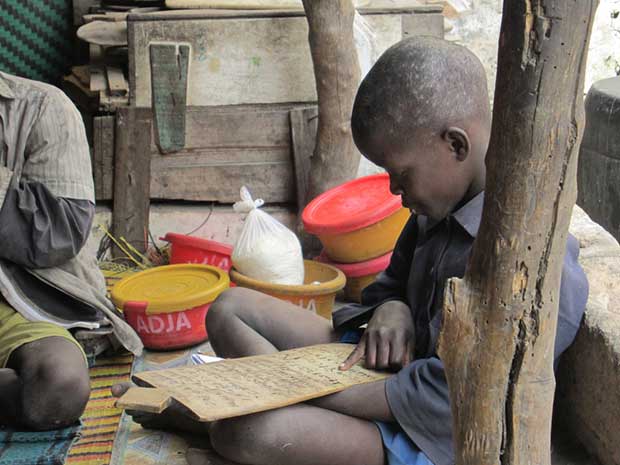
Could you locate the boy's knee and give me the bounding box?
[23,366,90,430]
[210,414,279,463]
[207,287,249,329]
[22,359,90,430]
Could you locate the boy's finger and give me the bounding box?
[376,339,391,369]
[389,336,406,367]
[111,382,134,398]
[365,333,377,369]
[403,340,415,367]
[339,339,366,371]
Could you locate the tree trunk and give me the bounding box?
[437,2,599,465]
[301,0,361,204]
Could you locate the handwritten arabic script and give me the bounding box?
[134,344,388,421]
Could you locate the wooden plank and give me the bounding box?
[117,344,388,422]
[129,4,438,21]
[182,105,294,149]
[77,20,128,46]
[150,43,190,153]
[106,66,129,97]
[402,11,444,38]
[150,154,295,203]
[97,105,302,203]
[116,387,173,414]
[71,65,91,87]
[129,14,403,107]
[290,108,317,210]
[93,116,115,201]
[90,65,107,92]
[112,107,152,258]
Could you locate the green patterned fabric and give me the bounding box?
[0,0,74,85]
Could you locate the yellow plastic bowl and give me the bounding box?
[230,260,346,320]
[318,207,410,263]
[343,274,379,303]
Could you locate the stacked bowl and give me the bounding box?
[303,173,410,303]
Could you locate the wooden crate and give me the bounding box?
[127,7,444,107]
[93,103,312,204]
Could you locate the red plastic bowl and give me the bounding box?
[302,173,403,236]
[316,251,393,303]
[316,250,393,278]
[123,301,213,350]
[162,233,233,271]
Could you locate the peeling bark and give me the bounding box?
[437,1,599,465]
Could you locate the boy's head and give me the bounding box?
[351,37,491,220]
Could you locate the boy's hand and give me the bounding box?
[340,300,415,372]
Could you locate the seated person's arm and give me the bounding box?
[0,85,97,269]
[0,180,94,268]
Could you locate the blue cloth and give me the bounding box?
[0,423,81,465]
[340,330,434,465]
[333,192,589,465]
[376,422,434,465]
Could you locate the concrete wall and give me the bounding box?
[420,0,620,98]
[87,204,298,261]
[557,206,620,465]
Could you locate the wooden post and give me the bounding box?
[437,1,599,465]
[300,0,361,204]
[112,107,152,259]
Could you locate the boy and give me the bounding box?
[0,72,141,430]
[116,37,588,465]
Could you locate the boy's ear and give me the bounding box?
[443,127,471,162]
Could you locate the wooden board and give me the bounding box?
[106,66,129,97]
[94,104,313,203]
[290,107,317,210]
[112,107,152,257]
[150,43,190,153]
[77,20,128,46]
[402,11,444,38]
[117,344,388,421]
[93,115,115,200]
[128,12,410,107]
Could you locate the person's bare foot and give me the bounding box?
[111,382,209,434]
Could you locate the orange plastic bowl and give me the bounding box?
[230,260,345,320]
[303,174,410,263]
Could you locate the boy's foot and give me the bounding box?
[111,382,210,435]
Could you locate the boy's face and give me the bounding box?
[362,128,474,221]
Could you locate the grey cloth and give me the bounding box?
[0,180,94,269]
[332,192,589,465]
[0,72,143,355]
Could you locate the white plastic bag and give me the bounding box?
[353,11,378,79]
[232,187,305,285]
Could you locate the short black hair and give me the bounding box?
[351,36,490,152]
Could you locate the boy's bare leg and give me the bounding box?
[0,337,90,430]
[114,288,390,465]
[209,404,385,465]
[206,287,341,357]
[207,287,393,418]
[0,368,22,425]
[205,288,388,465]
